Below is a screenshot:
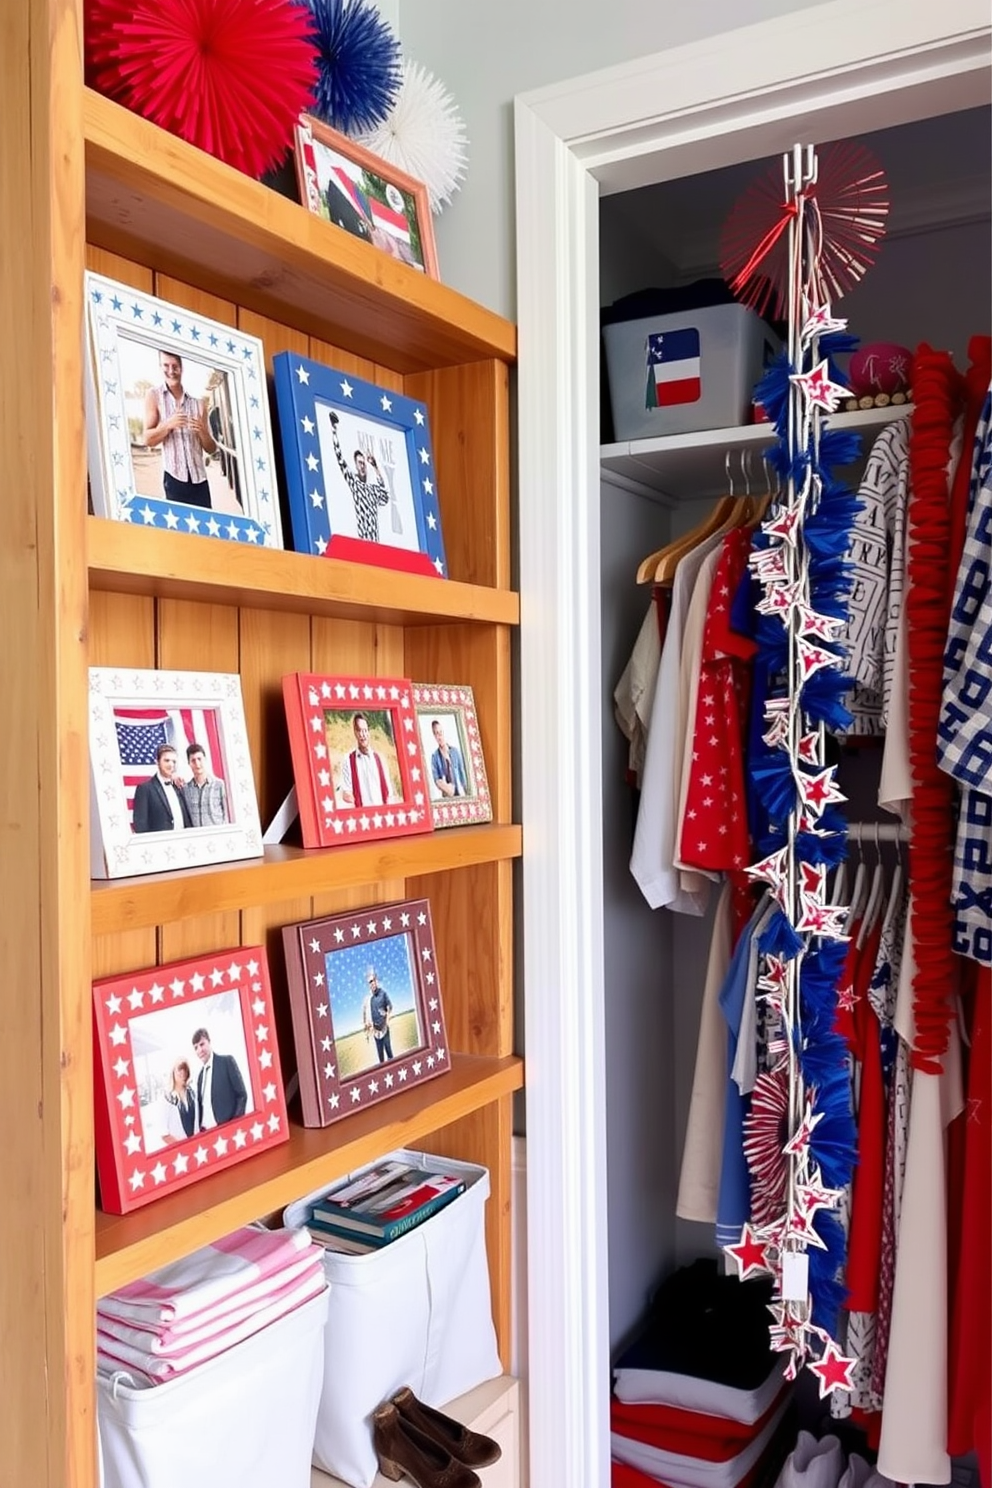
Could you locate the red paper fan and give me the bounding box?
[720,141,889,319]
[742,1068,790,1229]
[85,0,318,180]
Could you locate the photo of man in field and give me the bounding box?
[326,931,424,1079]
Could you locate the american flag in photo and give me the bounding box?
[645,327,702,409]
[113,707,226,818]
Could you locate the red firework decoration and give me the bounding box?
[742,1068,790,1230]
[720,141,889,320]
[85,0,318,179]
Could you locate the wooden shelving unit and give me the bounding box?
[5,58,520,1488]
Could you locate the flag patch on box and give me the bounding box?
[645,328,701,409]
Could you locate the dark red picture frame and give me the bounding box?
[93,947,289,1214]
[282,897,450,1128]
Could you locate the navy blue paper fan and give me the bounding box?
[306,0,401,135]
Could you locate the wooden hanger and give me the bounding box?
[636,451,752,585]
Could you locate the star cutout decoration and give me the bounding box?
[801,304,848,344]
[724,1223,773,1280]
[797,764,846,816]
[808,1338,857,1398]
[790,359,848,414]
[784,1101,824,1160]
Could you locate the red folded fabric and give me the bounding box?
[610,1386,788,1461]
[611,1441,772,1488]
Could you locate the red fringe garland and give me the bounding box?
[906,347,962,1072]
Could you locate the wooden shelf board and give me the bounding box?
[94,1053,524,1295]
[91,824,523,935]
[601,404,911,501]
[84,90,516,373]
[87,518,520,627]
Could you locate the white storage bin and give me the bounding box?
[603,300,780,440]
[97,1283,329,1488]
[284,1149,501,1488]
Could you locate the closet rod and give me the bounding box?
[848,821,909,844]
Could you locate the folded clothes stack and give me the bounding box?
[97,1225,326,1385]
[611,1259,795,1488]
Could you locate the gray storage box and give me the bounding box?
[603,300,780,441]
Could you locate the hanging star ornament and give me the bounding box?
[801,304,848,344]
[790,360,849,414]
[808,1337,858,1398]
[784,1101,825,1160]
[797,763,846,816]
[725,1223,774,1280]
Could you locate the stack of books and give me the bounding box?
[610,1260,795,1488]
[305,1159,466,1254]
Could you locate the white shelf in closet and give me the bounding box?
[600,403,911,501]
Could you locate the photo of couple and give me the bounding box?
[132,995,253,1154]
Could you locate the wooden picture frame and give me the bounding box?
[413,683,493,829]
[272,350,448,578]
[84,271,283,547]
[89,666,263,880]
[282,672,433,850]
[293,113,439,280]
[282,898,450,1128]
[93,947,289,1214]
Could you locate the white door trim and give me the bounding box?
[514,5,989,1486]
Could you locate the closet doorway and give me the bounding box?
[514,6,991,1487]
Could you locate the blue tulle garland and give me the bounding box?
[747,335,862,1339]
[808,1210,848,1335]
[305,0,401,135]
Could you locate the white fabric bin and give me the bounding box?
[284,1149,501,1488]
[97,1284,328,1488]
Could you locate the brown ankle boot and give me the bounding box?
[391,1386,502,1469]
[373,1402,482,1488]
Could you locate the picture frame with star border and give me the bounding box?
[281,897,450,1129]
[271,350,448,578]
[413,682,493,829]
[84,270,283,548]
[92,946,289,1214]
[89,666,264,880]
[293,113,439,280]
[282,672,433,850]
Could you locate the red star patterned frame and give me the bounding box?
[92,947,289,1214]
[283,673,434,849]
[281,897,450,1129]
[412,682,493,829]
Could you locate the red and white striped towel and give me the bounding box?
[97,1252,324,1356]
[98,1226,313,1325]
[97,1267,327,1385]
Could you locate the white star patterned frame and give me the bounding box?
[281,897,450,1128]
[271,351,448,579]
[282,672,434,850]
[92,947,289,1214]
[84,272,283,548]
[89,666,263,879]
[412,683,493,829]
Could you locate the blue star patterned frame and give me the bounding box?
[84,272,283,548]
[272,350,448,578]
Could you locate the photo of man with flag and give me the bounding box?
[303,128,428,274]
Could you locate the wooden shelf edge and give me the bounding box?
[94,1053,524,1295]
[86,517,520,627]
[91,824,523,935]
[84,90,516,373]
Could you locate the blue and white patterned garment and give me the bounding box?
[937,387,992,965]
